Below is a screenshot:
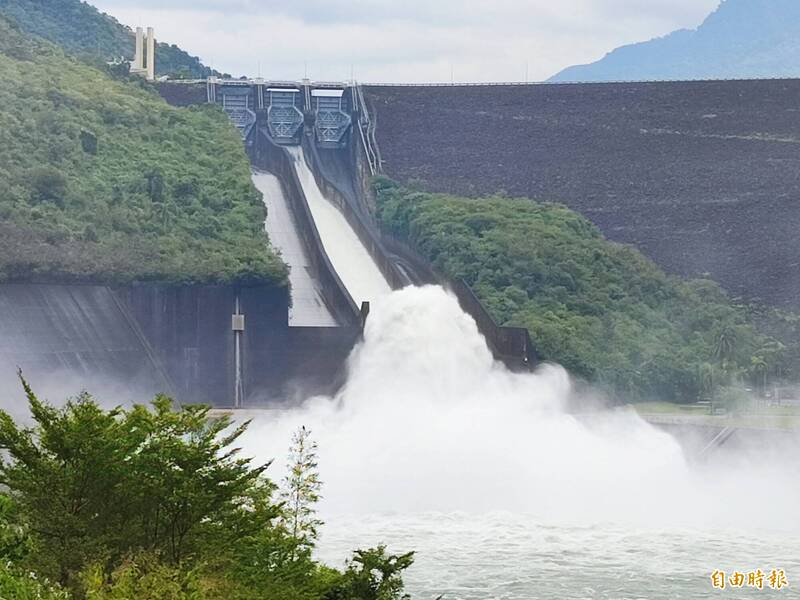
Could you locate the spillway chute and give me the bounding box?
[285,146,392,309]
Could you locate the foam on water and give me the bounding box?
[241,285,800,597]
[243,285,799,523]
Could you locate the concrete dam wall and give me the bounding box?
[364,80,800,308]
[157,78,537,367]
[0,281,361,407]
[0,284,171,402]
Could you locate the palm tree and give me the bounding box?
[713,324,738,368]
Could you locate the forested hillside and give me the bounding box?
[0,0,220,78]
[374,179,795,402]
[0,18,286,285]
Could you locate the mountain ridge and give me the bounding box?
[549,0,800,82]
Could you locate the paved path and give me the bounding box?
[254,171,338,327]
[641,413,800,432]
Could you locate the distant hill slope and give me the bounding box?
[0,17,286,285]
[550,0,800,82]
[0,0,219,78]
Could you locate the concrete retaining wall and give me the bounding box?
[0,281,361,408]
[303,138,410,290]
[0,284,172,402]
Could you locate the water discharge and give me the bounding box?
[243,285,800,597]
[286,146,391,307]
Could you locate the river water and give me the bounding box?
[243,286,800,599]
[317,512,800,599]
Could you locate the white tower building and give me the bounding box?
[131,27,155,81]
[146,27,155,81]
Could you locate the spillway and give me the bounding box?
[286,146,392,307]
[254,171,337,326]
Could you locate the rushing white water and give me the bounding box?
[242,286,800,598]
[286,146,391,307]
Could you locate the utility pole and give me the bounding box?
[232,296,245,408]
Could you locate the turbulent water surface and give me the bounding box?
[243,286,800,599]
[317,512,800,599]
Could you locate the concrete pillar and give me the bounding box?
[134,27,144,71]
[146,27,156,81]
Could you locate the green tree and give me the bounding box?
[145,170,165,204]
[749,355,768,395]
[281,426,322,558]
[697,362,715,402]
[0,563,68,600]
[0,374,269,591]
[0,495,32,563]
[83,553,207,600]
[154,197,179,230]
[0,375,415,600]
[325,546,415,600]
[373,178,796,403]
[30,166,67,205]
[0,17,288,287]
[79,130,98,155]
[713,324,739,367]
[0,0,217,78]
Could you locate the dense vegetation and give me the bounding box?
[374,178,796,402]
[0,0,220,78]
[0,375,414,599]
[0,18,286,285]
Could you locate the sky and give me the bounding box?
[91,0,721,82]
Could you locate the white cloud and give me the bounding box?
[91,0,721,81]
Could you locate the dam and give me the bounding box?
[0,77,533,407]
[157,76,800,308]
[8,73,797,411]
